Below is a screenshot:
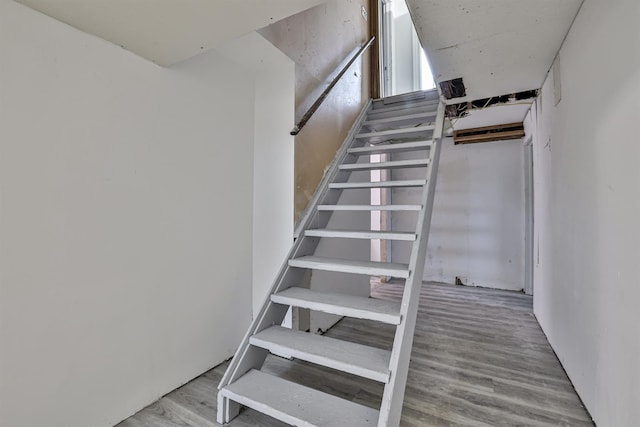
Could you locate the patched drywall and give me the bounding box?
[523,0,639,424]
[0,2,292,426]
[260,0,372,221]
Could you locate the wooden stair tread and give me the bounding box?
[339,158,429,171]
[348,140,432,155]
[369,99,438,114]
[272,287,402,325]
[356,125,435,139]
[250,326,391,382]
[289,256,410,278]
[317,204,422,211]
[220,369,379,427]
[329,179,425,189]
[305,229,416,241]
[364,111,436,126]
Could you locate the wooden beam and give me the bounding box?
[453,122,525,145]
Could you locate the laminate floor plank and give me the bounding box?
[116,281,593,427]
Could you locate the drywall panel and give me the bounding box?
[14,0,325,65]
[0,2,287,426]
[260,0,371,221]
[524,0,640,424]
[392,138,525,291]
[220,34,295,316]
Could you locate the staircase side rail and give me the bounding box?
[377,100,446,427]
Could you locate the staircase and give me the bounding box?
[217,90,445,427]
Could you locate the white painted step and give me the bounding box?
[369,99,438,115]
[317,204,422,211]
[289,256,410,278]
[372,90,435,106]
[220,369,379,427]
[305,229,416,241]
[348,140,432,155]
[272,287,402,325]
[329,179,425,189]
[250,326,391,382]
[364,111,437,127]
[355,125,435,140]
[339,158,429,171]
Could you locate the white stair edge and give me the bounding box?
[364,111,437,126]
[272,287,402,325]
[220,369,379,427]
[317,204,422,211]
[329,180,425,189]
[288,256,410,278]
[305,229,416,241]
[339,158,429,171]
[369,99,439,114]
[348,140,432,155]
[250,326,391,383]
[356,124,435,139]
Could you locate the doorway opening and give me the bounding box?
[371,1,436,272]
[380,0,435,97]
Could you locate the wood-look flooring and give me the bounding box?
[117,282,593,426]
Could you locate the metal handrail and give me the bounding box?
[290,35,375,136]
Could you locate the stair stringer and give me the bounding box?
[216,100,373,424]
[377,100,446,427]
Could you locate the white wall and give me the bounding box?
[0,2,294,426]
[392,138,525,291]
[524,0,640,425]
[217,34,295,316]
